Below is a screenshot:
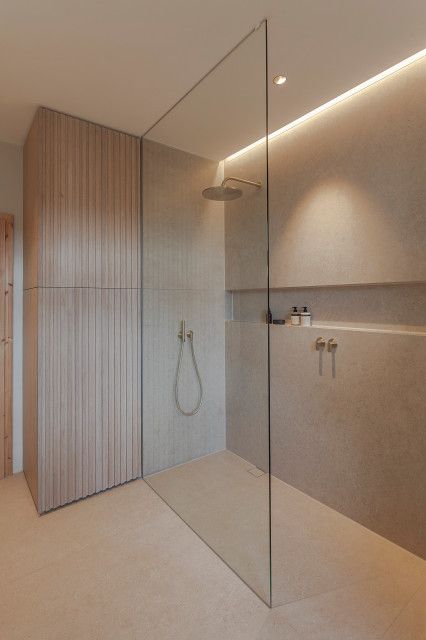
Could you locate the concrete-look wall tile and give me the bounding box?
[232,290,270,323]
[224,55,426,563]
[231,283,426,328]
[225,321,269,473]
[142,139,225,291]
[143,289,226,475]
[224,143,268,291]
[267,56,426,289]
[226,321,426,556]
[268,283,426,328]
[142,140,226,475]
[270,325,426,558]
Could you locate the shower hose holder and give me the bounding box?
[175,320,203,416]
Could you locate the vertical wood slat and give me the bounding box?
[23,289,38,503]
[23,113,40,290]
[37,288,45,511]
[23,107,141,511]
[33,108,140,289]
[0,218,6,479]
[37,288,140,509]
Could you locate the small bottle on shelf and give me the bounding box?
[300,306,311,327]
[290,307,301,326]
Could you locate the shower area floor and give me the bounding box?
[146,450,425,608]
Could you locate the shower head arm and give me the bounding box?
[221,176,262,189]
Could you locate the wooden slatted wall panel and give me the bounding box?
[23,107,141,512]
[23,113,41,290]
[0,218,5,479]
[37,288,141,512]
[38,108,140,289]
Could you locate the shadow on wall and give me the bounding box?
[276,176,412,288]
[268,55,426,289]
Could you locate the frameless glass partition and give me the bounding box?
[142,18,426,616]
[268,48,426,612]
[142,23,270,603]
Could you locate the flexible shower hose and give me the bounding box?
[174,331,203,416]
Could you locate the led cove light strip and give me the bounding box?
[225,47,426,162]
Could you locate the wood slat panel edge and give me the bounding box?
[23,289,39,507]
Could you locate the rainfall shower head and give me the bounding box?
[202,176,261,201]
[202,185,242,201]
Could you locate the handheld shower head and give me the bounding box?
[202,176,261,201]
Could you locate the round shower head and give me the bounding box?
[202,176,261,202]
[202,185,243,201]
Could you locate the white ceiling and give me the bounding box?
[146,24,268,160]
[0,0,425,154]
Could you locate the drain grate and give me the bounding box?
[247,467,265,477]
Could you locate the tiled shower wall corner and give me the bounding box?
[224,55,426,557]
[142,140,226,475]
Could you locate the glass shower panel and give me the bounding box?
[269,49,426,609]
[142,24,270,604]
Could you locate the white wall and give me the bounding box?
[0,140,23,473]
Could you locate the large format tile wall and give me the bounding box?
[270,325,426,558]
[142,140,226,475]
[225,56,426,556]
[268,56,426,289]
[224,141,270,470]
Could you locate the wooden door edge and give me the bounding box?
[0,213,13,478]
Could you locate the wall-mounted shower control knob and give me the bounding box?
[315,337,326,350]
[328,338,338,351]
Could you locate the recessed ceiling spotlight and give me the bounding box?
[273,75,287,86]
[227,46,426,162]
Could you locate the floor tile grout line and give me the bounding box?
[3,480,152,589]
[4,478,269,611]
[147,451,426,613]
[268,612,309,640]
[273,570,388,610]
[3,473,425,638]
[276,573,426,640]
[143,476,273,608]
[4,508,152,590]
[376,580,425,639]
[271,551,425,609]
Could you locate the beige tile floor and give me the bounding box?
[147,450,426,638]
[0,461,423,640]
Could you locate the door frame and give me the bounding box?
[0,213,13,479]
